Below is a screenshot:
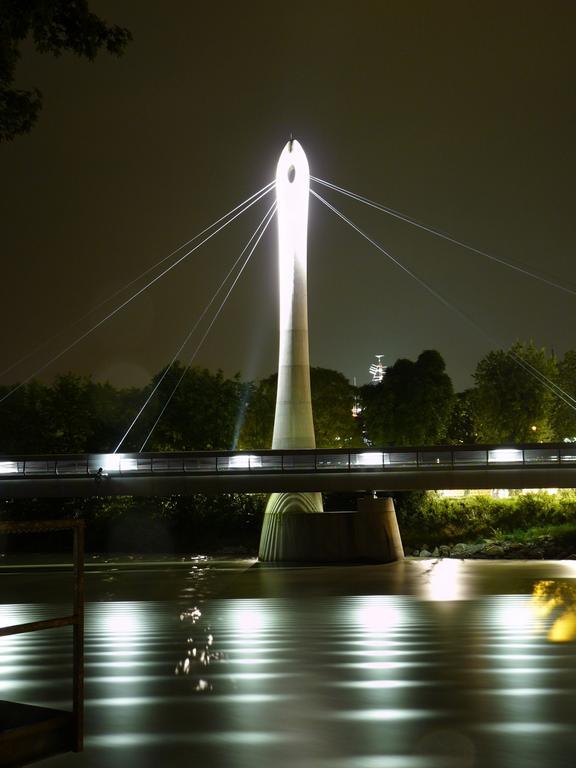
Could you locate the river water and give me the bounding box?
[1,557,576,767]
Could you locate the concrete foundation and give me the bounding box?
[258,496,404,563]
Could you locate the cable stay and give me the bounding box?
[0,180,275,382]
[311,176,576,299]
[138,203,277,453]
[506,351,576,410]
[0,183,275,406]
[114,200,276,453]
[114,202,277,453]
[310,189,576,413]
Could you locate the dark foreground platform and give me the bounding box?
[0,700,74,767]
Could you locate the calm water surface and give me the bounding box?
[1,557,576,767]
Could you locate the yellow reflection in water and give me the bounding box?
[532,580,576,642]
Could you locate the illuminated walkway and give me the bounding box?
[1,442,576,498]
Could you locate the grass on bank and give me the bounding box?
[395,490,576,550]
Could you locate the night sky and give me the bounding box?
[2,1,576,392]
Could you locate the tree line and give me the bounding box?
[0,340,574,455]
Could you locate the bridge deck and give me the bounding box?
[1,444,576,497]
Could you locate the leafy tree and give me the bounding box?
[239,367,362,449]
[445,389,477,444]
[237,375,276,449]
[86,381,141,453]
[311,367,363,448]
[550,350,576,440]
[471,340,557,443]
[0,379,48,453]
[41,373,95,452]
[361,349,454,446]
[0,0,131,141]
[138,364,244,452]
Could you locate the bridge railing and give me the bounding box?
[1,443,576,479]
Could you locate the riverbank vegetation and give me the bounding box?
[2,490,576,559]
[395,490,576,558]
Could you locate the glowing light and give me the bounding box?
[355,452,386,467]
[494,598,538,634]
[356,598,401,633]
[488,449,523,463]
[337,708,433,721]
[235,609,264,634]
[227,455,262,470]
[95,602,148,653]
[94,454,138,473]
[424,559,464,601]
[0,461,18,475]
[276,139,310,328]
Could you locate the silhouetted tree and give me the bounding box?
[0,0,131,141]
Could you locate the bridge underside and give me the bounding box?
[2,467,576,499]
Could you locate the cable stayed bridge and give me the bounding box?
[1,142,576,514]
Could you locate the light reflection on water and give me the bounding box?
[0,563,576,767]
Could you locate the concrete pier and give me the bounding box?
[260,496,404,563]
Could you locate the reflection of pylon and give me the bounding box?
[369,354,387,384]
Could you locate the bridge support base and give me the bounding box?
[258,496,404,563]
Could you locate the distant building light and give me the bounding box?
[369,354,387,384]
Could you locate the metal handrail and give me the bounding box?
[0,519,84,752]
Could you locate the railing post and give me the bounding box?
[72,521,84,752]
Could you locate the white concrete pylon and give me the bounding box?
[260,140,322,556]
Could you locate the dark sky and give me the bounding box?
[2,1,576,392]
